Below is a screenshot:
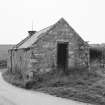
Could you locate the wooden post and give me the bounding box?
[88,45,90,71]
[10,50,12,72]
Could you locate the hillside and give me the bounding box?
[0,45,14,60]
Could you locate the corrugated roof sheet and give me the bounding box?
[18,26,52,49]
[12,35,31,49]
[16,25,53,49]
[12,18,85,49]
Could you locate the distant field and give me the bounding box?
[0,45,14,69]
[0,45,14,60]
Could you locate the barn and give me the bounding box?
[8,18,89,76]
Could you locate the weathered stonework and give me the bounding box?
[8,18,89,76]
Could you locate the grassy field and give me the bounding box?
[3,67,105,105]
[0,45,13,60]
[0,45,14,69]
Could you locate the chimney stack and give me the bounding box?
[28,31,36,36]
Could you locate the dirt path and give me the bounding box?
[0,72,91,105]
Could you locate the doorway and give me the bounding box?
[57,42,68,70]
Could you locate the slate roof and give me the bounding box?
[12,18,85,49]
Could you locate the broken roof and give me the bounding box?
[12,18,85,49]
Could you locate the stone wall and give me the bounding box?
[28,20,88,73]
[8,19,89,75]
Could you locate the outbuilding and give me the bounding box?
[8,18,89,76]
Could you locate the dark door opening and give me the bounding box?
[57,42,68,70]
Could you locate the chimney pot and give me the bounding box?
[28,31,36,36]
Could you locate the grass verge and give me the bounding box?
[2,68,105,105]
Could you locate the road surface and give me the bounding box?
[0,72,91,105]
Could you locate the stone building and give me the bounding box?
[8,18,89,76]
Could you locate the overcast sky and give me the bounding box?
[0,0,105,44]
